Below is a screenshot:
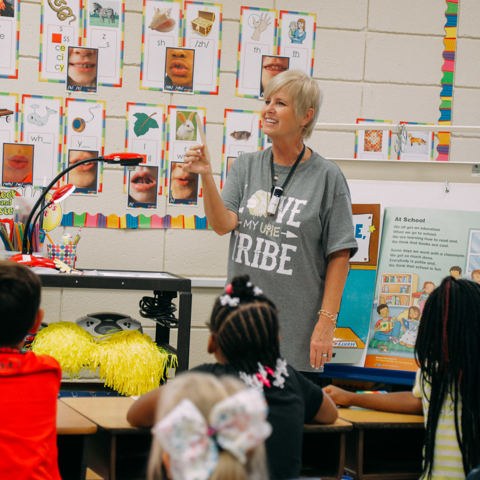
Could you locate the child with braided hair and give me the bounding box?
[128,274,338,480]
[324,276,480,480]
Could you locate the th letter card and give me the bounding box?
[397,122,435,162]
[0,0,20,79]
[355,119,392,161]
[278,11,316,76]
[236,7,277,98]
[183,1,222,95]
[21,95,63,187]
[140,0,182,91]
[40,0,82,83]
[84,0,125,87]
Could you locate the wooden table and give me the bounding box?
[61,397,150,480]
[338,408,425,480]
[302,418,353,480]
[57,400,97,480]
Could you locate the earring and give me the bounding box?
[300,126,308,138]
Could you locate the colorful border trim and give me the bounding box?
[0,92,19,142]
[436,0,458,162]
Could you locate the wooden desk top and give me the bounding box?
[338,407,424,429]
[61,397,139,431]
[303,417,353,433]
[57,399,97,435]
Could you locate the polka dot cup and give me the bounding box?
[46,244,77,269]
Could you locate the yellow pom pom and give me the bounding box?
[89,330,177,396]
[32,321,98,378]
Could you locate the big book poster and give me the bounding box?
[365,206,480,371]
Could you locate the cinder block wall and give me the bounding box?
[8,0,478,373]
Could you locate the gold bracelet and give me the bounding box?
[318,309,337,328]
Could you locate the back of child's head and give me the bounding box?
[0,261,41,346]
[208,275,281,375]
[415,276,480,477]
[148,372,269,480]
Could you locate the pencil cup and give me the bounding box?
[47,244,77,268]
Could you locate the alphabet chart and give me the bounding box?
[0,0,20,79]
[355,119,392,161]
[64,98,105,192]
[166,105,205,206]
[21,95,63,187]
[397,122,435,162]
[83,0,125,87]
[183,1,222,95]
[124,102,165,193]
[278,11,316,76]
[140,0,183,91]
[221,109,261,189]
[0,93,19,150]
[236,7,277,98]
[39,0,83,83]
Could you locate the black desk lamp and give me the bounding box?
[9,153,143,268]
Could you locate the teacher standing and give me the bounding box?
[185,70,357,374]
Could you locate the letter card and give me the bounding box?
[355,119,392,161]
[221,109,261,189]
[84,0,125,87]
[397,122,435,162]
[39,0,82,83]
[64,98,105,194]
[236,7,277,98]
[140,0,182,91]
[278,11,316,76]
[183,1,222,95]
[0,93,19,149]
[166,105,205,206]
[21,95,63,187]
[0,0,20,79]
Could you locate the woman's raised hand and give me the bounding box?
[183,144,211,176]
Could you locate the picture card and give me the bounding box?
[64,98,105,191]
[84,0,125,87]
[67,148,99,195]
[0,0,19,78]
[355,119,392,161]
[183,1,222,95]
[127,165,159,209]
[221,109,261,189]
[21,95,63,187]
[2,143,34,188]
[0,93,19,151]
[166,105,205,206]
[66,46,99,93]
[259,54,289,98]
[236,7,277,98]
[39,0,82,83]
[397,122,435,162]
[140,0,182,91]
[278,11,316,76]
[164,46,195,93]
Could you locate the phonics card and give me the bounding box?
[0,0,20,79]
[278,11,316,76]
[355,119,392,161]
[39,0,82,83]
[397,122,435,162]
[83,0,125,87]
[140,0,182,91]
[64,98,105,194]
[221,109,261,189]
[183,1,221,95]
[166,105,205,206]
[0,93,19,151]
[21,95,63,187]
[236,7,277,98]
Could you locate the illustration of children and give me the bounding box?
[399,306,421,348]
[419,281,435,313]
[449,266,462,279]
[290,19,306,44]
[288,21,297,41]
[373,304,401,344]
[472,269,480,284]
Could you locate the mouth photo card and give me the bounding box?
[2,142,34,188]
[127,165,159,209]
[259,54,289,98]
[164,46,195,94]
[67,148,99,195]
[66,46,99,94]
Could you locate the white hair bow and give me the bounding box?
[151,389,272,480]
[219,294,240,307]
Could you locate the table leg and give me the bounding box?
[177,292,192,372]
[57,434,90,480]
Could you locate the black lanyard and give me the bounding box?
[270,143,306,193]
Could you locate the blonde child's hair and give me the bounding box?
[147,373,268,480]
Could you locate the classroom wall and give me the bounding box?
[6,0,479,376]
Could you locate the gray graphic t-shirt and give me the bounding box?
[221,148,358,372]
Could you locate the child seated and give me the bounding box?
[324,276,480,480]
[0,261,62,480]
[147,372,270,480]
[128,275,338,480]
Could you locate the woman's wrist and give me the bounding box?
[318,309,337,329]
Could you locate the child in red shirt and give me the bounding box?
[0,261,62,480]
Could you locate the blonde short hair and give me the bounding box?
[147,373,268,480]
[264,69,322,139]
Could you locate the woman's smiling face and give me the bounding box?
[129,166,157,204]
[68,150,97,189]
[261,89,301,141]
[166,49,194,87]
[2,143,34,184]
[68,48,98,87]
[170,162,197,200]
